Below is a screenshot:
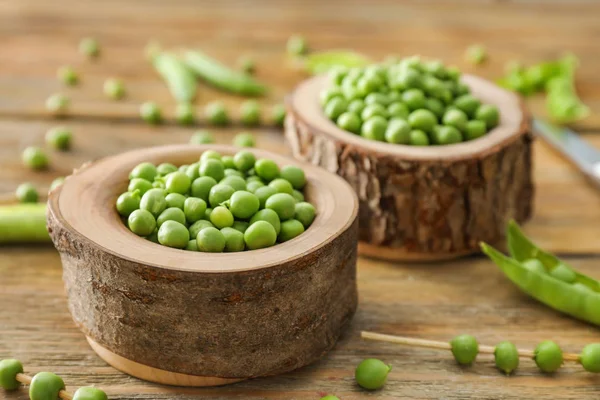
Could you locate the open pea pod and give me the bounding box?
[481,243,600,326]
[507,220,600,291]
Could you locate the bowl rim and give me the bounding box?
[286,74,528,162]
[48,144,358,274]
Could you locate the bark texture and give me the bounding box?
[47,211,358,379]
[285,116,534,256]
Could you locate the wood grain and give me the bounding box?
[1,0,600,399]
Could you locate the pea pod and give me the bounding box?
[0,203,50,243]
[152,52,197,102]
[303,50,371,75]
[481,222,600,326]
[184,50,267,96]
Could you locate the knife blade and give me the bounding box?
[533,119,600,187]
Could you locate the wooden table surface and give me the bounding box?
[1,1,600,399]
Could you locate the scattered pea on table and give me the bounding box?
[45,126,72,150]
[16,183,39,203]
[233,132,256,148]
[355,358,391,390]
[104,78,126,100]
[57,65,78,86]
[139,101,163,124]
[271,103,286,127]
[46,93,70,115]
[240,100,261,126]
[287,34,308,56]
[189,130,215,145]
[176,102,196,125]
[22,146,49,170]
[205,101,230,126]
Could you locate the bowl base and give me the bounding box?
[358,241,477,262]
[86,337,246,387]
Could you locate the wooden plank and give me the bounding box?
[0,0,597,128]
[2,247,600,399]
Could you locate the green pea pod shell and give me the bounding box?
[507,220,600,291]
[152,52,198,102]
[184,50,268,96]
[0,203,51,243]
[303,50,371,75]
[481,242,600,326]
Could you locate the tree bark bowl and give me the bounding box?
[285,74,534,261]
[46,144,359,386]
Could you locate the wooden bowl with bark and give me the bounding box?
[285,75,534,261]
[46,144,358,387]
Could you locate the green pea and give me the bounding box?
[104,78,125,100]
[197,160,224,183]
[184,162,200,181]
[128,178,153,195]
[422,75,445,99]
[210,206,234,229]
[197,226,226,252]
[79,37,100,58]
[324,97,348,120]
[226,191,258,220]
[176,102,196,125]
[347,99,366,114]
[250,208,281,235]
[183,197,207,224]
[165,193,186,209]
[320,396,340,400]
[157,163,178,176]
[465,120,487,141]
[16,182,39,203]
[355,358,391,390]
[140,188,167,217]
[244,220,277,250]
[72,386,108,400]
[29,372,65,400]
[475,104,500,129]
[450,334,479,365]
[46,93,69,114]
[408,109,437,133]
[443,109,469,132]
[573,282,593,293]
[395,68,422,90]
[446,66,461,81]
[271,103,286,127]
[550,263,577,283]
[0,359,23,390]
[534,340,563,373]
[337,112,361,134]
[580,343,600,372]
[221,227,245,252]
[410,129,430,146]
[384,119,411,144]
[200,150,221,163]
[128,209,157,236]
[255,159,280,181]
[278,219,305,242]
[190,130,215,144]
[232,220,249,233]
[494,341,519,375]
[423,98,445,119]
[57,65,78,85]
[158,220,189,248]
[280,165,306,190]
[204,207,213,220]
[191,176,217,201]
[165,171,191,194]
[361,116,387,141]
[240,101,261,126]
[140,102,162,124]
[320,87,344,106]
[454,94,481,118]
[205,101,230,126]
[522,258,547,274]
[357,75,383,95]
[287,34,308,56]
[130,162,158,182]
[157,207,186,228]
[234,150,256,172]
[328,66,347,85]
[292,189,304,202]
[402,89,426,111]
[294,201,316,228]
[254,185,277,208]
[233,132,256,148]
[265,193,296,221]
[268,178,294,195]
[220,175,247,192]
[45,126,72,150]
[49,177,65,193]
[455,82,470,96]
[220,156,235,170]
[209,184,235,207]
[116,191,140,217]
[387,102,410,119]
[361,103,388,120]
[365,92,390,106]
[189,219,214,239]
[22,146,48,170]
[432,125,462,145]
[466,44,487,65]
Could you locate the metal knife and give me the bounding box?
[533,119,600,188]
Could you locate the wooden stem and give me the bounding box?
[361,331,581,362]
[16,373,74,400]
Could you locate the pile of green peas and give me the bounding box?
[320,56,500,146]
[0,359,107,400]
[116,150,317,252]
